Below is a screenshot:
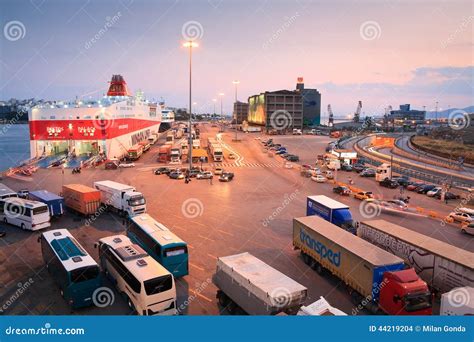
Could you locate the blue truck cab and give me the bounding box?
[29,190,65,217]
[306,195,355,234]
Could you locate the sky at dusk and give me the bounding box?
[0,0,472,116]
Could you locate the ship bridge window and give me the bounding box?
[84,115,91,119]
[50,116,56,119]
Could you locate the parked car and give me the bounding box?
[426,187,442,197]
[448,211,474,224]
[275,150,287,155]
[280,153,289,158]
[154,167,170,175]
[197,171,213,179]
[214,167,224,175]
[333,186,351,196]
[169,171,184,179]
[17,189,29,199]
[392,176,411,187]
[323,170,334,179]
[219,172,235,182]
[434,191,460,200]
[407,182,424,191]
[188,169,200,178]
[461,222,474,235]
[286,155,299,162]
[353,191,373,200]
[416,184,436,194]
[352,163,366,173]
[379,178,399,189]
[119,161,135,168]
[341,164,353,171]
[228,153,236,159]
[360,168,376,177]
[311,175,327,183]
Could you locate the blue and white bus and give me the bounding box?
[127,214,188,278]
[39,229,102,309]
[0,197,50,230]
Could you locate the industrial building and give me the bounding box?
[247,90,303,133]
[296,78,321,126]
[389,104,426,124]
[232,101,249,124]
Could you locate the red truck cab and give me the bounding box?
[379,268,432,315]
[158,145,171,163]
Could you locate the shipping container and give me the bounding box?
[62,184,100,216]
[29,190,65,217]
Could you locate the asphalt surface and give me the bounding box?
[0,123,472,316]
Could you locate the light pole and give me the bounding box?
[183,40,198,172]
[212,99,217,117]
[232,80,240,102]
[218,93,224,119]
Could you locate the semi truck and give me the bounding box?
[158,145,172,163]
[170,147,181,163]
[94,180,146,217]
[306,195,355,233]
[192,139,200,149]
[138,140,151,152]
[29,190,65,217]
[127,144,144,160]
[165,132,174,145]
[209,143,223,162]
[293,216,432,315]
[147,133,158,145]
[375,163,391,182]
[212,252,307,315]
[62,184,100,216]
[358,220,474,293]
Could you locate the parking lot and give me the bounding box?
[0,124,472,315]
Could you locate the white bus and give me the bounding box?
[96,234,177,316]
[0,197,50,230]
[0,183,18,199]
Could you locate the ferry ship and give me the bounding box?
[28,75,161,163]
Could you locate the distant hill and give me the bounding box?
[426,106,474,119]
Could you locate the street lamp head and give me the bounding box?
[218,93,224,96]
[232,80,240,85]
[212,99,217,102]
[183,41,199,48]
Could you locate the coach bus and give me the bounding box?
[97,234,177,315]
[39,229,102,308]
[0,197,50,230]
[0,183,18,199]
[127,213,188,278]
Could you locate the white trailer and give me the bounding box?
[297,297,347,316]
[358,220,474,293]
[375,163,391,182]
[147,133,158,145]
[170,147,181,163]
[209,143,223,162]
[94,180,146,217]
[212,252,307,315]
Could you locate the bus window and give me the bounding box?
[144,275,173,295]
[33,206,49,215]
[164,246,187,257]
[71,266,100,283]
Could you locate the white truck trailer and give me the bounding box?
[440,286,474,315]
[212,252,307,315]
[358,220,474,293]
[93,180,146,217]
[170,147,181,163]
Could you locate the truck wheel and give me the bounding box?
[350,290,363,305]
[217,291,229,307]
[302,253,311,265]
[20,223,26,230]
[314,263,326,275]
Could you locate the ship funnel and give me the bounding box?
[107,74,130,96]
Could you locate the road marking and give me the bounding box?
[207,253,218,260]
[189,262,205,271]
[217,229,233,237]
[198,234,215,242]
[189,289,213,302]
